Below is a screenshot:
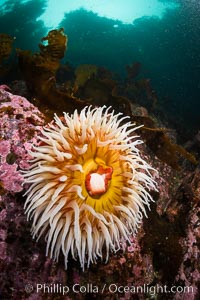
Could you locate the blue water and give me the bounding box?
[0,0,199,136]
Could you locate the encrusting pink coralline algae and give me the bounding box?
[0,85,44,193]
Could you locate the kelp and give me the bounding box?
[39,29,67,60]
[1,28,196,170]
[80,78,112,105]
[0,33,14,64]
[74,64,97,90]
[72,63,197,170]
[17,28,87,116]
[125,62,158,109]
[126,62,141,80]
[18,28,67,83]
[0,33,15,79]
[131,115,197,169]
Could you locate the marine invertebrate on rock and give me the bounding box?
[23,106,156,270]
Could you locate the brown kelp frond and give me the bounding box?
[131,115,198,169]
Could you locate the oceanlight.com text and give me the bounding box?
[24,282,195,296]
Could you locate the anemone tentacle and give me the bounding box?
[23,106,157,270]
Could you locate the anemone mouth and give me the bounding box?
[23,106,156,270]
[85,165,113,197]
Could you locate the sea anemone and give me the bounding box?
[23,106,156,270]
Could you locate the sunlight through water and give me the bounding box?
[37,0,179,28]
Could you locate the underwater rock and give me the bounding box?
[0,86,44,194]
[0,86,199,300]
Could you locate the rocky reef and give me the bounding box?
[0,84,199,300]
[0,28,199,300]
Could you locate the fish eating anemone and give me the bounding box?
[23,106,157,270]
